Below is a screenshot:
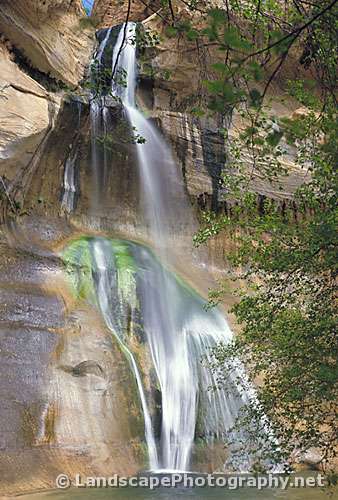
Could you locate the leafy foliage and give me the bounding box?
[170,0,338,474]
[133,24,161,49]
[96,123,146,148]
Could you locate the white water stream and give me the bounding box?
[86,23,268,472]
[61,151,77,213]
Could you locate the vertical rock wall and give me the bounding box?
[0,0,95,87]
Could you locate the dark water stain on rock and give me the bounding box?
[59,360,105,378]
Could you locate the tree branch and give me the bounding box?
[168,0,176,21]
[111,0,132,79]
[245,0,337,61]
[138,0,170,23]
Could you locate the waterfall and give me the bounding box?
[110,24,199,470]
[96,27,112,63]
[91,239,159,468]
[61,150,77,213]
[132,243,248,472]
[108,22,248,471]
[111,23,191,249]
[89,27,114,211]
[64,237,252,472]
[78,22,270,473]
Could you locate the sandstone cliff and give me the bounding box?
[0,0,95,206]
[0,0,94,87]
[93,0,162,26]
[0,43,60,185]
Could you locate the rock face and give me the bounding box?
[0,0,94,205]
[0,0,94,87]
[0,223,145,496]
[0,44,60,185]
[157,109,308,210]
[93,0,162,27]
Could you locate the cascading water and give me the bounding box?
[61,151,78,213]
[91,239,159,468]
[111,23,190,247]
[64,237,252,472]
[76,22,268,472]
[89,27,114,211]
[110,23,206,470]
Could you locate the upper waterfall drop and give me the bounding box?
[111,23,192,254]
[111,23,137,108]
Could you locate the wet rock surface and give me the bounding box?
[158,109,309,208]
[0,221,146,495]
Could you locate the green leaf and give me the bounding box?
[186,29,199,41]
[266,130,284,147]
[207,97,226,112]
[201,26,218,42]
[191,107,205,117]
[162,69,171,81]
[223,27,252,50]
[203,79,227,94]
[204,80,243,105]
[247,61,264,81]
[165,26,178,38]
[208,8,228,25]
[211,62,231,76]
[249,88,262,107]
